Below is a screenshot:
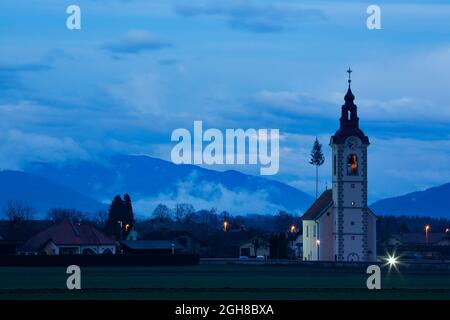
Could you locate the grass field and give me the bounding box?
[0,264,450,300]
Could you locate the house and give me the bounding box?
[239,237,270,258]
[384,233,450,260]
[287,232,303,259]
[302,72,377,262]
[119,240,185,255]
[124,225,141,241]
[143,230,206,255]
[209,229,258,258]
[0,220,52,255]
[17,219,117,255]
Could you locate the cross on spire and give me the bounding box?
[347,67,352,85]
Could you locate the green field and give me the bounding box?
[0,264,450,300]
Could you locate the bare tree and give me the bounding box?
[152,204,172,222]
[94,209,108,226]
[4,200,36,222]
[174,203,195,223]
[46,208,86,222]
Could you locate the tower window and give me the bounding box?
[347,154,358,175]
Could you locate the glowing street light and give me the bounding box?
[425,225,430,245]
[385,253,399,269]
[316,239,320,260]
[290,225,297,233]
[445,228,449,235]
[223,221,229,232]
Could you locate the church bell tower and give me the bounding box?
[330,68,371,262]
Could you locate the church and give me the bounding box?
[302,70,377,262]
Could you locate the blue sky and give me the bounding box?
[1,0,450,203]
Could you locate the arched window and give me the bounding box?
[347,154,358,175]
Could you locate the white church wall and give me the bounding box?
[367,213,377,261]
[341,209,363,232]
[318,209,335,261]
[342,183,364,208]
[302,220,318,261]
[342,234,364,261]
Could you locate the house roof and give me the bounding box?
[391,233,448,245]
[143,230,205,244]
[120,240,185,250]
[302,189,333,221]
[18,219,115,252]
[301,190,377,221]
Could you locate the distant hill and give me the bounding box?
[370,183,450,217]
[24,155,314,215]
[0,170,106,217]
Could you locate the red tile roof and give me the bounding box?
[19,219,116,252]
[301,189,333,221]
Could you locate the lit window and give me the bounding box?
[347,154,358,175]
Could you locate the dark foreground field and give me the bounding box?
[0,264,449,300]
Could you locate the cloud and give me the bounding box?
[132,173,287,216]
[246,87,450,127]
[174,1,327,33]
[0,129,89,170]
[105,72,163,114]
[158,58,181,66]
[101,30,172,56]
[0,62,52,91]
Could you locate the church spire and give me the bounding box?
[347,67,352,86]
[344,67,355,103]
[331,68,369,145]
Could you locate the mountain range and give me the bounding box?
[21,155,314,216]
[370,183,450,217]
[0,154,447,218]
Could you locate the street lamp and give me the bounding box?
[425,225,430,245]
[385,253,399,269]
[223,221,229,232]
[316,239,320,261]
[290,225,297,233]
